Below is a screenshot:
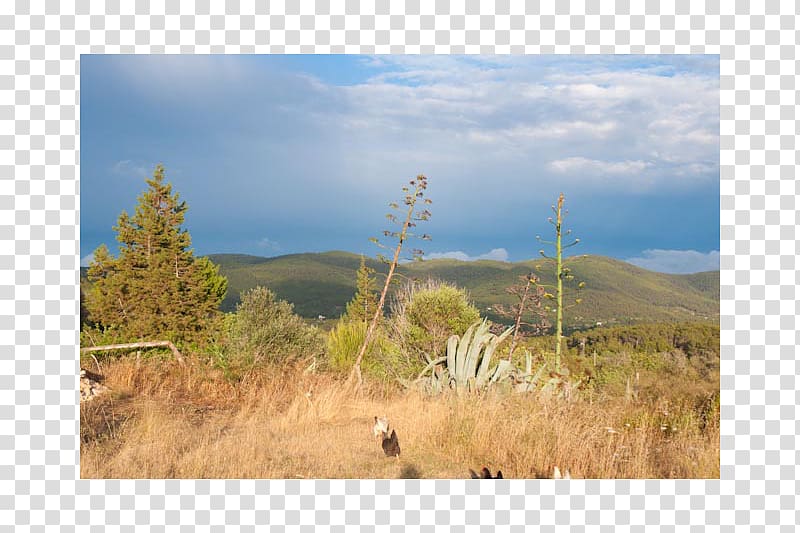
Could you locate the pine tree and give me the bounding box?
[343,255,379,325]
[85,164,227,345]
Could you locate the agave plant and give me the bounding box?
[514,349,548,393]
[414,320,584,398]
[511,349,583,400]
[419,319,514,394]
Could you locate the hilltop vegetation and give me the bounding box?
[206,251,719,329]
[81,247,720,479]
[81,172,719,479]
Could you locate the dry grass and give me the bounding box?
[80,358,719,479]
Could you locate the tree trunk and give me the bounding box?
[507,278,531,361]
[80,340,185,365]
[350,203,414,389]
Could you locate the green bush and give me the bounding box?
[227,286,323,366]
[80,324,130,350]
[567,322,720,361]
[326,320,405,381]
[327,320,371,372]
[390,279,481,364]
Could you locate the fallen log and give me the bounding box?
[80,341,185,365]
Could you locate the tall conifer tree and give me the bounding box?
[343,255,379,325]
[85,165,226,345]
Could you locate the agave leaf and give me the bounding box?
[446,334,458,380]
[524,362,549,392]
[530,361,547,382]
[434,373,445,394]
[478,325,513,380]
[475,337,497,389]
[476,326,513,389]
[490,359,513,384]
[455,322,478,387]
[454,321,479,387]
[475,354,491,390]
[465,320,491,384]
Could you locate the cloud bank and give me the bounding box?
[625,249,720,274]
[426,248,510,262]
[80,55,719,263]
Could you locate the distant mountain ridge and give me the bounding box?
[206,251,720,330]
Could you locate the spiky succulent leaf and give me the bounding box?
[490,359,513,384]
[463,320,491,385]
[453,322,476,386]
[482,325,513,363]
[475,325,513,388]
[518,362,549,392]
[446,335,458,380]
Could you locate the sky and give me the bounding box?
[80,55,720,274]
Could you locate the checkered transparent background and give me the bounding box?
[1,1,796,531]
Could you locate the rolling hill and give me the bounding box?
[206,251,720,330]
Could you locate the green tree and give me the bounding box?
[343,255,379,325]
[85,164,227,346]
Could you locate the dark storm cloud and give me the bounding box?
[81,55,719,273]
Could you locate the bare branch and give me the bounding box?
[350,174,432,390]
[81,341,184,365]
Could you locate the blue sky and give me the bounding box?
[80,55,720,274]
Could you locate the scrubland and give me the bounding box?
[80,357,719,479]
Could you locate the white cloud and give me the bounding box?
[426,248,510,262]
[257,237,281,253]
[111,160,152,179]
[80,253,94,267]
[625,249,720,274]
[330,56,718,192]
[468,121,618,146]
[548,157,652,175]
[546,120,618,138]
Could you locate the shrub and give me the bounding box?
[326,320,405,381]
[227,286,323,367]
[80,324,131,351]
[390,279,481,365]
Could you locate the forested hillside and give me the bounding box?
[204,251,719,329]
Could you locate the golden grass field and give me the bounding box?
[80,358,719,479]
